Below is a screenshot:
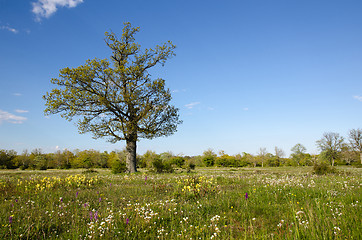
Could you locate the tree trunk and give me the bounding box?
[126,139,137,173]
[360,152,362,165]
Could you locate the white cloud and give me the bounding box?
[15,109,29,113]
[185,102,200,109]
[353,95,362,102]
[32,0,84,21]
[13,93,22,96]
[243,107,249,111]
[0,25,18,34]
[0,110,27,124]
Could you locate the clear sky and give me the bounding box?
[1,0,362,156]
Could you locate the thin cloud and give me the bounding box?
[13,93,22,96]
[32,0,84,21]
[353,95,362,102]
[243,107,249,111]
[15,109,29,113]
[0,25,18,34]
[0,110,27,124]
[185,102,200,109]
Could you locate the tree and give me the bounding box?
[202,149,217,167]
[274,146,285,158]
[290,143,307,166]
[0,149,17,169]
[43,23,182,173]
[348,128,362,164]
[257,147,268,167]
[316,132,344,166]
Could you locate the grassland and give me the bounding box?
[0,167,361,239]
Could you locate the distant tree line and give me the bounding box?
[1,129,361,171]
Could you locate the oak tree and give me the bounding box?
[43,23,182,173]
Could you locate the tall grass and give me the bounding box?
[0,167,360,239]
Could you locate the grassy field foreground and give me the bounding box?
[0,167,361,239]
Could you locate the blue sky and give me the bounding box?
[1,0,362,156]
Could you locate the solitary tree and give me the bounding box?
[43,23,182,173]
[316,132,344,166]
[348,128,362,164]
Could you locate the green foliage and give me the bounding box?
[203,156,215,167]
[0,149,17,169]
[43,22,182,173]
[111,159,127,174]
[266,156,280,167]
[187,162,196,172]
[151,157,174,173]
[316,132,344,166]
[34,155,48,170]
[171,156,185,168]
[202,149,216,167]
[313,162,337,175]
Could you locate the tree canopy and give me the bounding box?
[43,22,182,172]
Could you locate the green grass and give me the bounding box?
[0,167,361,239]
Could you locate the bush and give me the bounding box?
[313,162,336,175]
[152,158,174,173]
[187,162,196,173]
[171,157,185,168]
[111,160,127,174]
[203,156,215,167]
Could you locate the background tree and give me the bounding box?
[202,149,217,167]
[316,132,344,166]
[348,128,362,164]
[43,23,181,173]
[0,149,17,169]
[257,147,268,167]
[290,143,307,166]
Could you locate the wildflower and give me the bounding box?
[126,218,129,224]
[99,198,102,202]
[76,192,79,197]
[94,211,98,221]
[90,212,93,220]
[245,192,248,200]
[145,176,147,181]
[9,215,13,224]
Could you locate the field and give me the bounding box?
[0,167,361,239]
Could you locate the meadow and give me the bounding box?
[0,167,361,239]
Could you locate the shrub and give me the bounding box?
[152,157,174,173]
[203,156,215,167]
[111,159,127,174]
[171,157,185,168]
[313,162,336,175]
[187,162,196,173]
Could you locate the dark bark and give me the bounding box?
[126,138,137,173]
